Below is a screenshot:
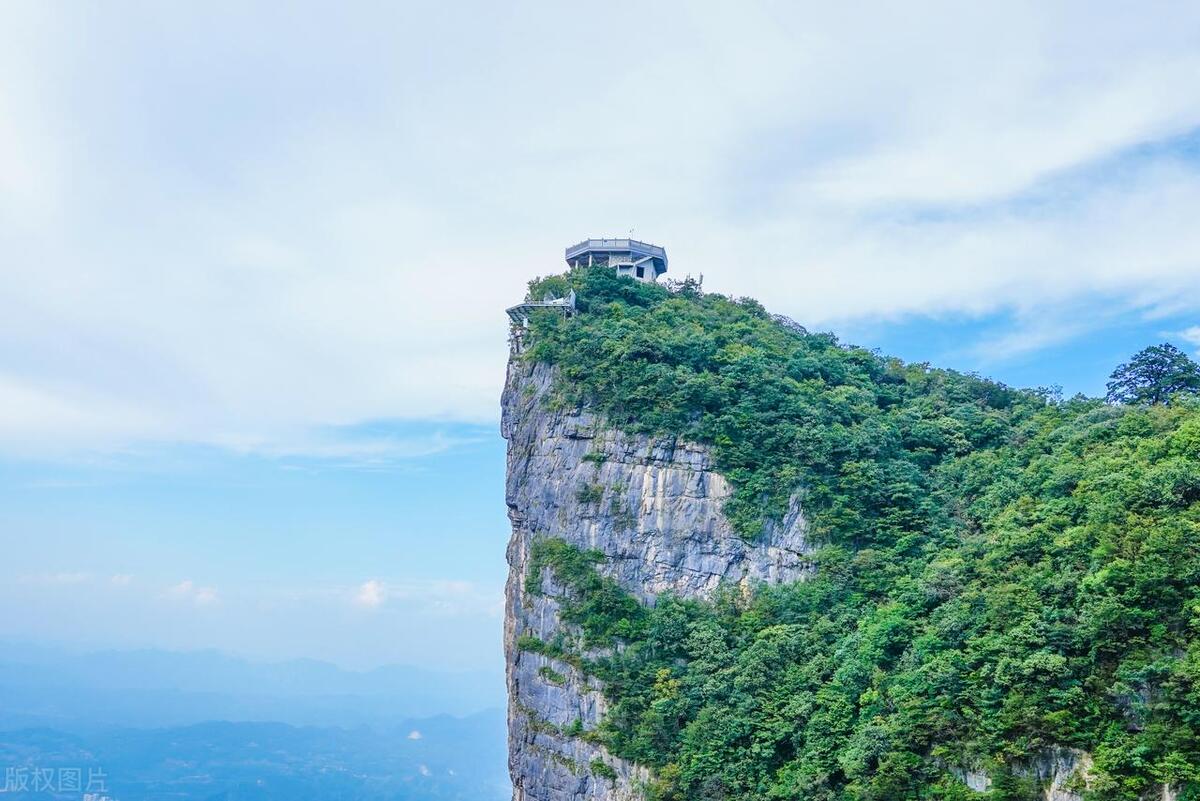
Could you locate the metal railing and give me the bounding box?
[564,238,666,261]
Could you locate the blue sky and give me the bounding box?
[0,428,507,670]
[2,1,1200,671]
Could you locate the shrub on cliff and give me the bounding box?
[526,266,1038,542]
[518,267,1200,800]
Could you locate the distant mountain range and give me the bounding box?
[0,711,509,800]
[0,643,509,799]
[0,642,505,730]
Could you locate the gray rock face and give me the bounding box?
[502,359,812,801]
[1018,748,1093,801]
[953,747,1173,800]
[500,354,1186,801]
[1014,748,1172,801]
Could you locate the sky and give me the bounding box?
[2,1,1200,672]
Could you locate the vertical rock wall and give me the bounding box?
[501,359,812,801]
[500,354,1181,801]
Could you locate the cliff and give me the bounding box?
[499,358,1107,801]
[501,359,810,801]
[499,267,1200,800]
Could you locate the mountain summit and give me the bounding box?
[502,266,1200,801]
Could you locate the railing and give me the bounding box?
[564,238,666,260]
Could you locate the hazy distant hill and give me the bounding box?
[0,711,509,800]
[0,643,504,730]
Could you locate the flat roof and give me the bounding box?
[565,238,667,270]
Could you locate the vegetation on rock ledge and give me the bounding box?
[520,267,1200,800]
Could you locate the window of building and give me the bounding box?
[636,265,645,278]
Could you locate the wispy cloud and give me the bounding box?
[217,425,489,467]
[353,580,386,609]
[1,2,1199,457]
[1179,326,1200,352]
[3,566,504,669]
[20,571,91,586]
[165,580,219,607]
[349,578,499,617]
[964,296,1131,364]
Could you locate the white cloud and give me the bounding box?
[194,587,218,606]
[110,574,134,586]
[216,427,485,465]
[1179,326,1200,351]
[0,373,167,453]
[407,730,422,740]
[349,578,498,617]
[353,580,386,609]
[166,580,219,607]
[1,2,1200,456]
[970,319,1093,364]
[1,571,504,670]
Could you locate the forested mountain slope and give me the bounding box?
[505,267,1200,801]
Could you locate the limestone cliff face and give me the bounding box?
[499,357,1177,801]
[502,359,812,801]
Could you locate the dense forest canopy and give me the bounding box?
[518,267,1200,801]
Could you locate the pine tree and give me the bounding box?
[1105,343,1200,405]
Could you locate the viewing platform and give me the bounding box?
[505,290,576,351]
[565,238,667,283]
[505,290,576,327]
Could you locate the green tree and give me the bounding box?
[1105,343,1200,406]
[515,266,1200,798]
